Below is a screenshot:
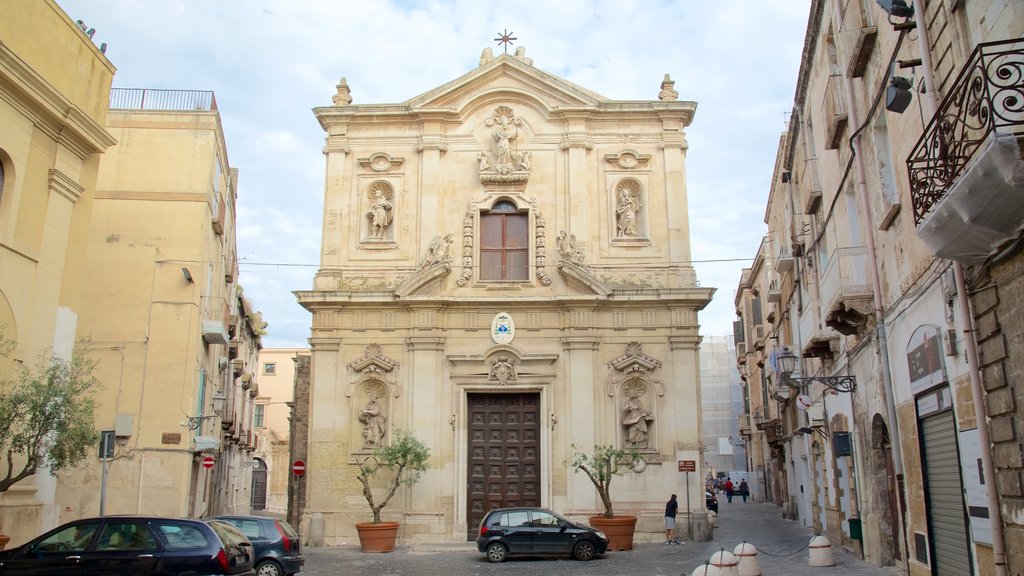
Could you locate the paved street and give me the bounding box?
[300,499,905,576]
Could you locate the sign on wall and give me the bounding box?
[957,428,993,545]
[907,325,946,394]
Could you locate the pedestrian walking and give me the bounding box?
[664,494,679,544]
[738,479,749,502]
[724,477,734,503]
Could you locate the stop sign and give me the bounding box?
[201,456,215,469]
[291,460,306,476]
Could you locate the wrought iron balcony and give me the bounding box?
[907,38,1024,263]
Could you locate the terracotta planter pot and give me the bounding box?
[355,521,400,553]
[589,515,637,551]
[0,534,9,551]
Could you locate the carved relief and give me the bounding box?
[420,234,454,269]
[346,344,400,397]
[604,149,651,170]
[556,231,585,265]
[365,182,394,241]
[457,211,475,286]
[478,106,532,185]
[489,356,518,385]
[614,179,642,237]
[359,153,404,172]
[535,212,551,286]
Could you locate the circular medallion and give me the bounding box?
[490,312,515,344]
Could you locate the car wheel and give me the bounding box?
[573,540,597,561]
[485,542,508,563]
[255,559,284,576]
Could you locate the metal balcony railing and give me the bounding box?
[110,88,218,111]
[907,38,1024,225]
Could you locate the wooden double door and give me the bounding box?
[466,393,541,540]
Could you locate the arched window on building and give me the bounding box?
[480,200,528,281]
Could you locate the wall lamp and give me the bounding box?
[185,414,218,431]
[877,0,913,18]
[778,350,857,393]
[886,76,914,113]
[181,267,194,283]
[797,426,830,440]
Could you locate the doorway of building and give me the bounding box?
[920,408,972,576]
[465,392,541,540]
[251,458,267,511]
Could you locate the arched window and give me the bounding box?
[480,200,528,281]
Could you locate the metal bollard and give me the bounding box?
[710,549,740,576]
[733,542,762,576]
[808,535,835,567]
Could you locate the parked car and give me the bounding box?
[477,507,608,563]
[706,490,719,512]
[0,515,254,576]
[210,516,304,576]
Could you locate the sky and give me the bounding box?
[56,0,809,348]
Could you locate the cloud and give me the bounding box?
[58,0,808,345]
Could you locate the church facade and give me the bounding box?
[296,47,713,544]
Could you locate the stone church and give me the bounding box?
[296,46,714,544]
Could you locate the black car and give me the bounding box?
[477,507,608,563]
[0,515,255,576]
[211,516,304,576]
[706,490,719,512]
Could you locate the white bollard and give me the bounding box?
[692,563,723,576]
[710,549,740,576]
[808,535,835,567]
[733,542,762,576]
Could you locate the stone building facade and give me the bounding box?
[737,2,1023,576]
[0,0,115,545]
[296,48,712,544]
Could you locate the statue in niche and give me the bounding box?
[359,385,387,449]
[622,381,654,449]
[615,181,641,237]
[421,234,454,268]
[366,183,393,240]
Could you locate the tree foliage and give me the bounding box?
[356,429,430,524]
[566,444,643,518]
[0,334,100,492]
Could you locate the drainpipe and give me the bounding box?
[912,4,1008,574]
[829,0,906,559]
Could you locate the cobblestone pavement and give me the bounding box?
[299,499,906,576]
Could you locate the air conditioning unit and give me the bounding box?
[808,402,825,424]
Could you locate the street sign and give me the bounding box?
[201,456,215,469]
[678,460,696,472]
[292,460,306,476]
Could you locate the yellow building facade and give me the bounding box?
[297,48,713,545]
[252,348,309,515]
[0,0,115,545]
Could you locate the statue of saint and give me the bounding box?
[359,388,386,449]
[367,185,393,240]
[616,188,639,237]
[622,384,654,449]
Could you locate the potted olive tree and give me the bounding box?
[567,444,643,551]
[355,429,430,552]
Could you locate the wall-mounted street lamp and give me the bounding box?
[778,350,857,393]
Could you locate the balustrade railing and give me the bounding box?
[110,88,217,111]
[907,38,1024,225]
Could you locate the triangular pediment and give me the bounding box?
[405,54,606,113]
